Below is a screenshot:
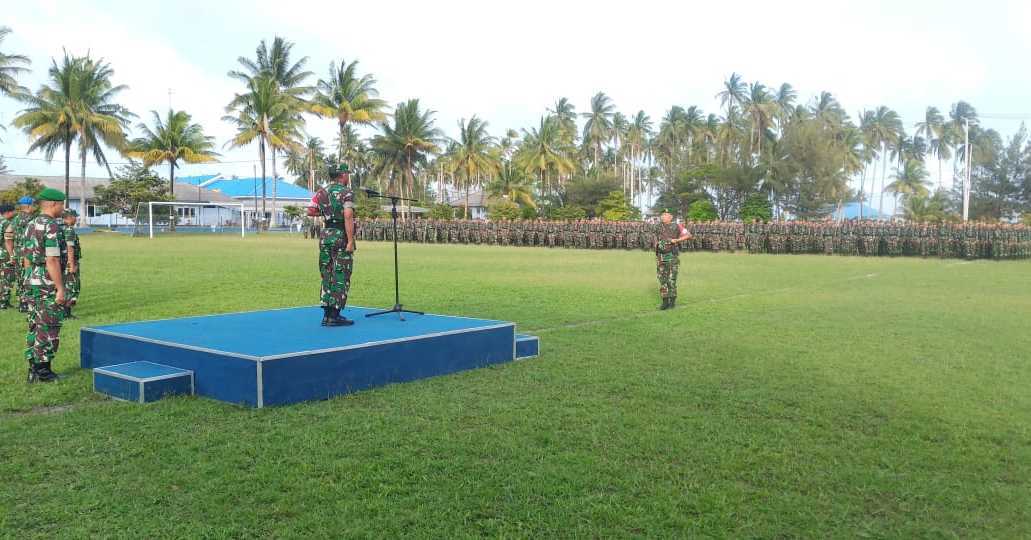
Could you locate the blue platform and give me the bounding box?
[81,306,537,407]
[93,361,194,403]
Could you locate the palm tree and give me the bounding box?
[14,52,133,207]
[285,136,326,191]
[230,37,312,227]
[228,37,313,96]
[581,92,615,174]
[313,59,388,159]
[0,26,30,99]
[915,106,949,189]
[72,55,134,213]
[223,75,295,227]
[885,159,931,215]
[449,116,499,218]
[868,106,902,219]
[548,97,578,145]
[773,83,797,127]
[624,111,653,206]
[370,99,441,219]
[129,109,219,201]
[515,116,574,199]
[487,161,535,209]
[716,73,747,121]
[743,83,774,157]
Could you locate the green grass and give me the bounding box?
[1,233,1029,537]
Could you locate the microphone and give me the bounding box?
[362,188,381,197]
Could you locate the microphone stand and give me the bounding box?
[361,190,423,321]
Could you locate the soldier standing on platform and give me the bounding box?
[654,210,692,311]
[310,164,357,327]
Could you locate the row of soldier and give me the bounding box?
[0,193,82,383]
[336,218,1031,260]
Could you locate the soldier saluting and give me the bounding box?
[310,164,356,327]
[654,209,692,310]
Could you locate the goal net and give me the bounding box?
[131,202,246,238]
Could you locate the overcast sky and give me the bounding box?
[2,0,1029,182]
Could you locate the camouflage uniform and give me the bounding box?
[0,213,16,308]
[61,221,81,308]
[313,182,355,310]
[24,212,66,380]
[655,221,687,306]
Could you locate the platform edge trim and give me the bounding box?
[257,322,517,361]
[81,328,262,361]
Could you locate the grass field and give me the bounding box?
[1,233,1029,537]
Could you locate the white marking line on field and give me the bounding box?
[947,261,976,267]
[530,272,881,334]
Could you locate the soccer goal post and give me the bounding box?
[132,201,246,238]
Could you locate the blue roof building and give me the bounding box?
[175,174,314,227]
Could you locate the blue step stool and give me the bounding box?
[515,334,539,359]
[93,361,194,403]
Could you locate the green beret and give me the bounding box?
[327,163,350,177]
[37,188,65,202]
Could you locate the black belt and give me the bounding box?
[325,221,344,229]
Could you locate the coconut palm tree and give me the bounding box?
[285,136,326,191]
[0,26,30,99]
[130,109,219,195]
[716,72,747,121]
[487,161,536,209]
[548,97,578,146]
[450,116,499,218]
[868,106,903,219]
[223,75,295,227]
[14,52,133,206]
[581,92,615,174]
[228,37,313,96]
[915,106,950,189]
[370,99,441,219]
[230,37,312,226]
[885,159,931,214]
[313,59,388,159]
[72,55,134,211]
[516,116,575,199]
[743,82,774,156]
[624,111,653,205]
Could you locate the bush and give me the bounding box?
[596,191,641,221]
[1023,213,1031,226]
[429,204,454,220]
[687,199,718,221]
[520,205,538,220]
[487,199,521,220]
[740,193,772,222]
[549,205,587,221]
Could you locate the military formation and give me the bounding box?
[352,218,1031,260]
[1,191,83,383]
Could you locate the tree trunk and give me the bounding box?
[64,140,71,205]
[80,149,87,227]
[858,164,866,219]
[260,138,267,230]
[271,148,279,228]
[169,160,177,231]
[878,143,887,220]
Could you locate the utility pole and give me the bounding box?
[963,118,971,222]
[253,164,259,232]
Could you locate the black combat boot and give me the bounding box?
[669,297,676,309]
[64,305,74,319]
[329,307,354,327]
[659,298,670,310]
[28,363,57,383]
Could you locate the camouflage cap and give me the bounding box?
[64,209,79,217]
